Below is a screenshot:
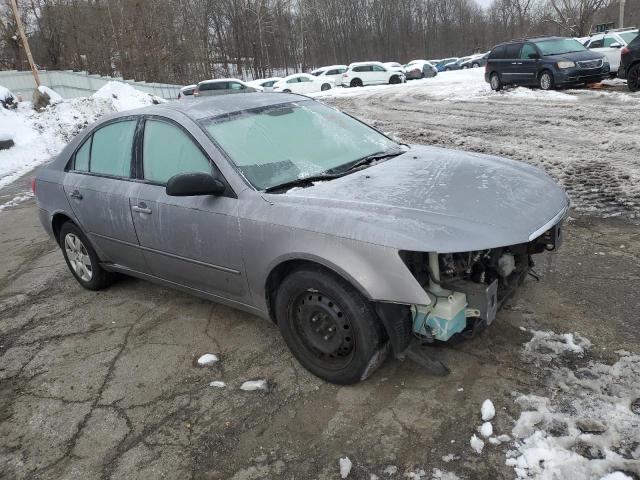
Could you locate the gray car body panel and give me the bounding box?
[35,93,568,320]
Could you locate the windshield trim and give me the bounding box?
[197,99,401,192]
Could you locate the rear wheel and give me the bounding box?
[350,78,363,87]
[321,83,331,91]
[539,70,555,90]
[59,222,116,290]
[472,62,480,68]
[275,267,387,384]
[282,89,291,93]
[490,72,502,91]
[462,65,468,69]
[628,63,640,92]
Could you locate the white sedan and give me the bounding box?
[246,77,282,92]
[272,74,335,94]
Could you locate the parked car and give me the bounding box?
[404,60,438,79]
[311,65,348,86]
[443,56,472,71]
[618,33,640,91]
[460,53,489,69]
[485,36,610,91]
[34,93,568,384]
[434,58,459,71]
[272,73,334,93]
[583,28,638,73]
[194,79,257,97]
[246,77,282,92]
[342,61,406,87]
[177,85,196,100]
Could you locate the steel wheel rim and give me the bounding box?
[491,75,499,89]
[64,233,93,282]
[541,74,551,90]
[290,291,355,369]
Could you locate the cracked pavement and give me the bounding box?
[1,116,640,478]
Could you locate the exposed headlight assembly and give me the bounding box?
[556,61,576,69]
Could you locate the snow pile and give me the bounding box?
[196,353,218,366]
[481,399,496,421]
[92,81,163,111]
[339,457,352,478]
[479,421,493,438]
[470,434,485,454]
[507,343,640,478]
[522,330,592,364]
[0,82,162,190]
[38,85,63,105]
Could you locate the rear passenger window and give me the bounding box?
[74,138,91,171]
[142,120,211,184]
[353,66,372,72]
[89,120,137,177]
[372,65,386,71]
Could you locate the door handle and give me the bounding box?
[69,190,83,200]
[131,204,151,215]
[132,204,152,214]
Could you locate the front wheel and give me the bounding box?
[462,65,468,69]
[275,267,387,384]
[628,63,640,92]
[472,63,480,68]
[350,78,363,87]
[539,71,555,90]
[59,222,116,290]
[490,72,502,91]
[320,83,331,91]
[389,75,401,84]
[282,89,291,93]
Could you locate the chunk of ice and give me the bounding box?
[481,399,495,421]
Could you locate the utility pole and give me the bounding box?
[8,0,41,86]
[619,0,626,28]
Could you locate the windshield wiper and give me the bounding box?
[263,173,342,193]
[326,150,403,175]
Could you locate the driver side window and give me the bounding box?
[142,119,212,184]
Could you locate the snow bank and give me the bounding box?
[507,342,640,479]
[38,85,63,105]
[0,82,162,192]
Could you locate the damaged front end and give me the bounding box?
[398,221,563,343]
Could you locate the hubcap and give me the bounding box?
[292,291,354,364]
[491,75,499,89]
[64,233,93,282]
[541,74,551,90]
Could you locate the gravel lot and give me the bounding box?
[1,76,640,479]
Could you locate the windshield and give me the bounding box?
[535,38,586,56]
[620,31,638,44]
[201,100,400,190]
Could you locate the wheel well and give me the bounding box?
[51,213,74,245]
[265,259,365,324]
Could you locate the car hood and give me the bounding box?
[260,145,569,253]
[546,49,605,62]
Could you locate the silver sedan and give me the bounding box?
[34,93,569,384]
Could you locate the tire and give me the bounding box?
[320,83,331,91]
[59,221,116,291]
[282,89,291,93]
[539,70,555,90]
[462,65,468,69]
[472,63,480,68]
[275,266,387,384]
[628,63,640,92]
[389,75,401,85]
[350,78,363,87]
[490,72,502,91]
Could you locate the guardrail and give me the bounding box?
[0,70,182,100]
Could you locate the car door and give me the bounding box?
[501,43,524,84]
[602,35,623,70]
[63,118,149,273]
[371,64,388,84]
[297,75,316,93]
[129,116,248,302]
[515,43,540,84]
[286,76,302,93]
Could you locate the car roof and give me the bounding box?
[197,78,245,85]
[105,92,308,122]
[180,84,197,91]
[319,64,347,70]
[349,61,384,67]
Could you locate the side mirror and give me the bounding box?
[610,42,622,48]
[528,53,541,60]
[166,172,226,197]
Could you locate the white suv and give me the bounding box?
[584,28,639,72]
[341,61,405,87]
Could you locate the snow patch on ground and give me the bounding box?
[470,434,485,454]
[0,82,162,190]
[481,399,495,421]
[339,457,352,478]
[507,334,640,479]
[208,381,225,388]
[0,191,33,211]
[522,330,592,364]
[196,353,218,366]
[240,379,268,391]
